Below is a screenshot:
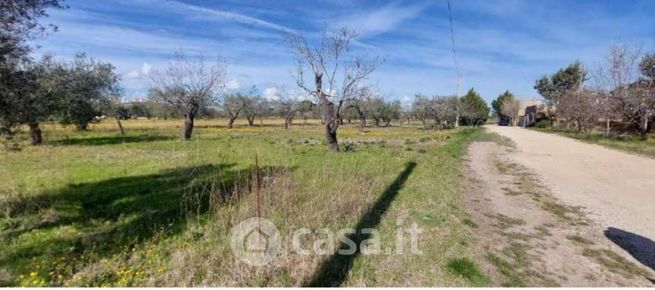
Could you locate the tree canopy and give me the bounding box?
[492,90,515,119]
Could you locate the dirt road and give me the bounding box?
[485,126,655,240]
[465,126,655,286]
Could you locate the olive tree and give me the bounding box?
[243,95,267,126]
[411,94,433,130]
[57,54,121,131]
[296,99,316,127]
[1,0,65,145]
[287,27,382,151]
[271,87,300,129]
[222,93,247,129]
[149,52,226,140]
[347,86,374,132]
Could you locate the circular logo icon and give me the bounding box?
[230,217,281,266]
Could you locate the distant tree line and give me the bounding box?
[532,45,654,139]
[488,44,655,141]
[409,88,490,130]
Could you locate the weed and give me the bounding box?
[566,235,594,245]
[582,248,649,278]
[462,218,478,228]
[445,258,490,286]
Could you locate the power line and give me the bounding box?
[446,0,461,96]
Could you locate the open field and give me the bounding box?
[1,119,486,286]
[531,127,655,158]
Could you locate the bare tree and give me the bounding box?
[243,95,266,127]
[598,44,642,135]
[594,44,655,139]
[559,88,600,133]
[286,27,382,151]
[501,98,521,126]
[149,52,226,141]
[347,86,374,132]
[411,94,432,130]
[430,96,458,130]
[223,93,247,129]
[271,87,299,129]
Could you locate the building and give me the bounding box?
[517,98,546,127]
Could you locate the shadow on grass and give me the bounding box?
[305,161,417,287]
[0,163,288,284]
[52,134,175,146]
[604,227,655,272]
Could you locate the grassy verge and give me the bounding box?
[531,127,655,158]
[0,119,486,286]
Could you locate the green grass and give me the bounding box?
[0,119,487,286]
[445,258,490,286]
[532,127,655,158]
[581,248,651,278]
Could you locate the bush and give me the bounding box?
[534,119,552,129]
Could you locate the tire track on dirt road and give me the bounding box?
[464,128,655,286]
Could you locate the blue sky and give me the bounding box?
[33,0,655,105]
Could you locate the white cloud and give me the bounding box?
[335,2,429,37]
[124,62,153,79]
[263,86,280,101]
[154,0,294,32]
[125,70,140,79]
[141,62,152,76]
[225,79,241,90]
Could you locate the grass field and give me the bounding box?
[1,119,487,286]
[531,127,655,158]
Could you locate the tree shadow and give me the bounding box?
[305,161,417,287]
[604,227,655,272]
[52,135,175,146]
[0,163,288,281]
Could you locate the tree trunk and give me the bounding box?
[303,116,308,128]
[284,115,293,129]
[356,107,366,132]
[320,99,339,151]
[116,116,125,135]
[228,114,238,129]
[285,111,295,129]
[180,104,198,141]
[29,122,43,145]
[326,124,338,151]
[640,116,649,140]
[454,112,459,128]
[358,116,366,132]
[247,115,255,126]
[605,117,611,136]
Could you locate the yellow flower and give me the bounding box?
[30,272,37,277]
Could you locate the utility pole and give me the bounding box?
[454,76,460,128]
